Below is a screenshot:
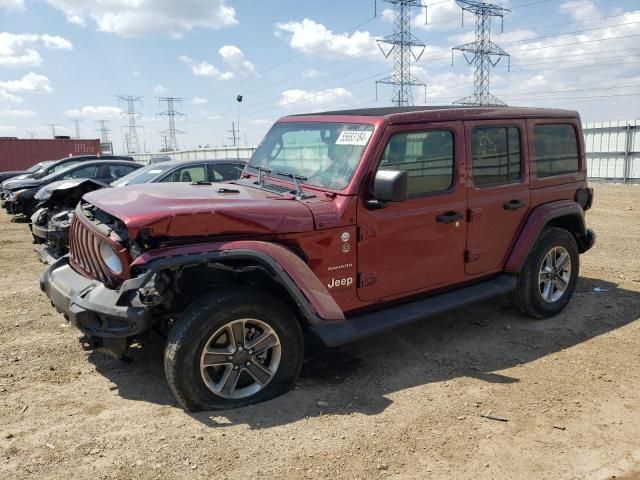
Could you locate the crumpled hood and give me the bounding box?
[83,182,315,237]
[35,178,107,202]
[2,177,43,191]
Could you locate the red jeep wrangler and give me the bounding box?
[40,106,595,410]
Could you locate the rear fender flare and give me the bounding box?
[128,240,345,324]
[505,201,586,273]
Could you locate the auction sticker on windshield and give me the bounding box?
[335,130,373,146]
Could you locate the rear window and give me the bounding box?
[534,124,579,178]
[472,127,521,187]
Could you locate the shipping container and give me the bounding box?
[0,138,102,171]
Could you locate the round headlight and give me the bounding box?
[99,242,123,274]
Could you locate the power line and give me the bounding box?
[117,95,143,154]
[157,97,185,151]
[452,1,511,106]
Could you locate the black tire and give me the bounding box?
[509,227,579,319]
[164,286,304,411]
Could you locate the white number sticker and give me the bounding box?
[335,130,373,146]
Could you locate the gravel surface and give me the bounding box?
[1,184,639,480]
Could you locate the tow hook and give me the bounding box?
[79,336,102,351]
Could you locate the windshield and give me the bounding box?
[248,122,374,190]
[112,163,173,186]
[27,161,52,172]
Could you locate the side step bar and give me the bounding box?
[311,274,517,347]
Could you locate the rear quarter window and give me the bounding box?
[534,124,579,178]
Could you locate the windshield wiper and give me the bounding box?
[274,171,309,199]
[248,165,272,186]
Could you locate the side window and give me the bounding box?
[107,164,138,180]
[211,164,243,181]
[471,127,521,187]
[378,130,454,195]
[534,124,579,178]
[61,165,99,179]
[159,165,207,183]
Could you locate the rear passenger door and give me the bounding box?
[465,119,530,276]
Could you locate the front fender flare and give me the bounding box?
[505,200,586,273]
[129,240,345,324]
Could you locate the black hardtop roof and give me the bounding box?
[152,158,247,167]
[291,105,580,122]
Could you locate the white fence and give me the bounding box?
[133,120,640,183]
[584,120,640,182]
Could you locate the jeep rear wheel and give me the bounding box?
[510,227,579,319]
[164,287,303,411]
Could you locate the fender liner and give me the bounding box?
[505,200,588,273]
[129,240,345,324]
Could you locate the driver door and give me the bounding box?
[356,122,468,302]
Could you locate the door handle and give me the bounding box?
[503,199,525,211]
[436,211,464,224]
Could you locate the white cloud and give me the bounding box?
[178,54,234,80]
[65,105,122,119]
[0,0,24,12]
[0,108,35,117]
[45,0,237,38]
[0,32,73,67]
[381,8,394,23]
[278,87,353,108]
[0,90,22,103]
[192,96,208,104]
[153,84,167,94]
[275,18,378,59]
[218,45,255,75]
[302,68,319,78]
[0,72,52,93]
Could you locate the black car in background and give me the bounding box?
[31,159,245,258]
[2,160,142,217]
[0,160,56,183]
[0,155,134,191]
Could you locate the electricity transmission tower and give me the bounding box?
[376,0,427,107]
[117,95,143,153]
[70,118,82,138]
[47,124,58,138]
[157,97,185,151]
[451,0,510,106]
[26,130,35,139]
[96,120,111,143]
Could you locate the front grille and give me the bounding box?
[68,213,123,287]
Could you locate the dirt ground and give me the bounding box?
[1,184,639,480]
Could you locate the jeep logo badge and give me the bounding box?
[327,277,353,289]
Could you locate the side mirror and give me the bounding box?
[372,170,408,202]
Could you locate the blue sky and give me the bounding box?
[0,0,638,153]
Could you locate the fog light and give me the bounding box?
[100,242,123,274]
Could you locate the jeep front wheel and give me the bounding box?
[510,227,579,319]
[164,287,303,411]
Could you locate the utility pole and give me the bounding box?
[376,0,427,106]
[47,124,58,138]
[70,118,82,138]
[451,0,510,106]
[96,120,111,143]
[157,97,185,151]
[117,95,143,153]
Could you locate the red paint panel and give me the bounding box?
[132,240,345,321]
[504,200,585,272]
[0,139,100,171]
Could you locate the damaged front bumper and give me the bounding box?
[31,208,71,244]
[40,256,154,357]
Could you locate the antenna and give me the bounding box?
[376,0,427,106]
[157,97,185,151]
[451,0,511,106]
[117,95,143,153]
